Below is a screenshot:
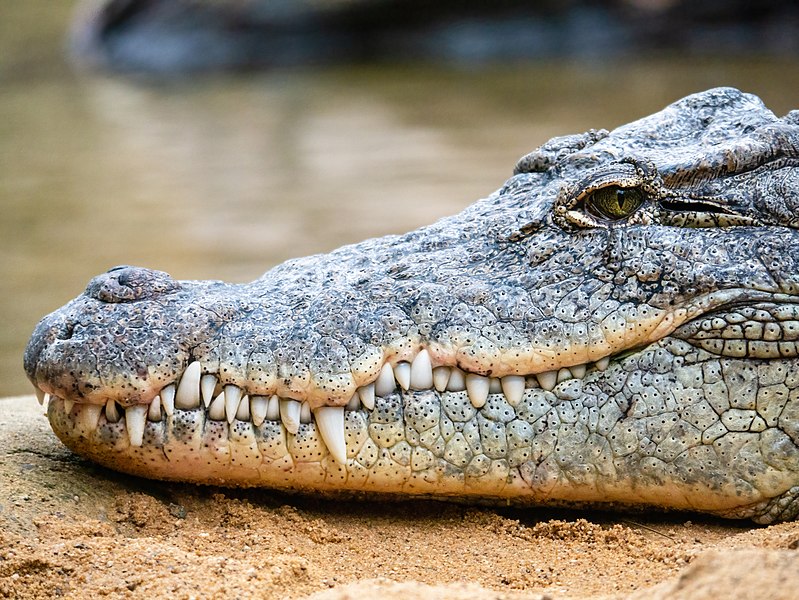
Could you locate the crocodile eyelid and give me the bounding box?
[553,158,663,230]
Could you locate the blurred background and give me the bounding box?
[2,0,798,395]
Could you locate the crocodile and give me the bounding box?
[24,88,799,523]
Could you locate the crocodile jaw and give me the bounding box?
[39,331,799,525]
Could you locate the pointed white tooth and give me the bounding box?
[105,399,120,423]
[358,383,375,410]
[236,395,251,421]
[501,375,526,406]
[175,362,201,409]
[346,393,360,411]
[34,387,46,405]
[432,367,450,392]
[251,396,268,427]
[160,384,176,416]
[465,374,489,408]
[314,406,346,464]
[64,399,75,414]
[266,395,280,420]
[125,405,148,447]
[394,362,411,391]
[536,370,557,391]
[200,374,217,408]
[447,368,466,392]
[489,377,502,394]
[409,350,433,390]
[595,356,610,371]
[224,385,242,424]
[44,393,52,406]
[374,363,396,396]
[147,396,162,421]
[280,398,301,434]
[300,401,312,424]
[570,364,587,379]
[557,368,572,384]
[76,404,102,431]
[208,392,226,421]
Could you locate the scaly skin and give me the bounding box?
[24,88,799,522]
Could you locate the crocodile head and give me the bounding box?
[24,88,799,522]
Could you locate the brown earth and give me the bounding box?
[1,395,797,600]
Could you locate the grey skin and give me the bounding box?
[24,88,799,523]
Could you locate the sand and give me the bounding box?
[1,395,797,599]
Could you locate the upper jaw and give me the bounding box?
[26,270,792,412]
[24,209,799,411]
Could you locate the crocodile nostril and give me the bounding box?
[85,266,182,303]
[57,321,76,341]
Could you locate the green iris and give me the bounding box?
[587,186,644,220]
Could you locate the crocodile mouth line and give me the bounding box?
[34,349,614,463]
[34,296,799,463]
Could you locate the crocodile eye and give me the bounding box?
[586,186,644,220]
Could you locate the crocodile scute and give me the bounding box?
[24,88,799,523]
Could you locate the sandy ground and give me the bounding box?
[1,395,797,600]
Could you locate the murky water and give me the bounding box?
[2,4,798,395]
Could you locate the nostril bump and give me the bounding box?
[85,266,181,303]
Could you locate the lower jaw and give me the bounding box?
[45,365,781,522]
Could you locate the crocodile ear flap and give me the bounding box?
[513,129,609,175]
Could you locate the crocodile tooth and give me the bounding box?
[236,395,251,421]
[358,383,375,410]
[279,398,301,434]
[160,384,176,416]
[64,399,75,414]
[570,364,587,379]
[409,349,433,390]
[489,377,502,394]
[147,396,162,421]
[105,399,120,423]
[175,361,201,409]
[394,361,411,391]
[346,393,361,411]
[595,356,610,371]
[374,363,396,397]
[314,406,346,463]
[208,392,226,421]
[266,395,280,420]
[34,387,46,405]
[300,401,312,424]
[251,396,268,427]
[536,370,557,391]
[224,385,242,424]
[125,405,148,447]
[76,403,102,431]
[501,375,525,406]
[432,366,450,392]
[447,368,466,392]
[200,374,217,408]
[465,374,489,408]
[557,368,572,384]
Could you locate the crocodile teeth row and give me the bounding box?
[382,349,610,405]
[46,351,613,463]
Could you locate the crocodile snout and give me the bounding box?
[24,266,197,405]
[85,266,181,303]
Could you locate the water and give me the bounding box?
[2,5,798,395]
